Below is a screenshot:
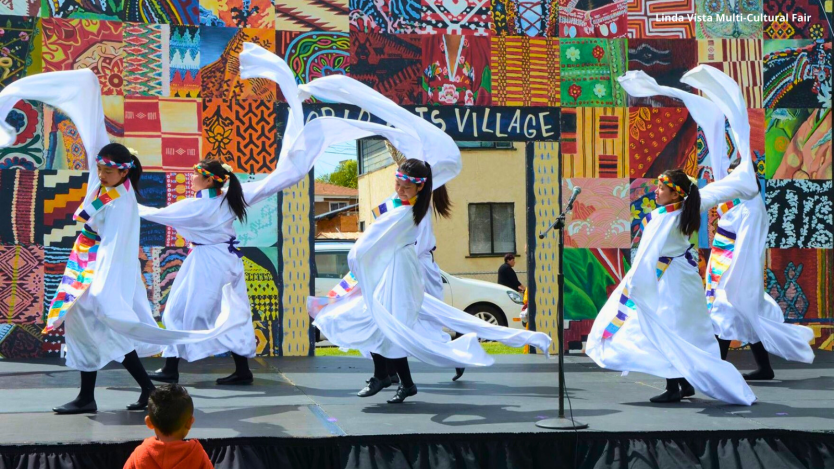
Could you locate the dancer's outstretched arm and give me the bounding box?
[299,74,461,188]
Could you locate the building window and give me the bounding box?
[329,202,348,211]
[359,221,365,232]
[468,203,515,255]
[456,141,515,149]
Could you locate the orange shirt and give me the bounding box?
[124,437,213,469]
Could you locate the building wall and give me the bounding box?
[358,144,527,279]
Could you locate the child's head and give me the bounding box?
[192,159,248,223]
[144,384,195,441]
[97,143,142,189]
[656,169,701,237]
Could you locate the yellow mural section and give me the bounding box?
[282,174,312,356]
[533,142,560,355]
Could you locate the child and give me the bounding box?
[124,384,213,469]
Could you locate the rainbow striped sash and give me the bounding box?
[717,198,741,218]
[371,195,415,218]
[74,180,131,224]
[44,181,131,333]
[603,201,691,340]
[706,227,737,311]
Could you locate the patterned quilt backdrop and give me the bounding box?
[0,1,831,358]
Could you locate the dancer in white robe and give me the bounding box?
[0,70,249,414]
[136,47,310,385]
[585,66,760,406]
[708,161,814,379]
[282,73,551,403]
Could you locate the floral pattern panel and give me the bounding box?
[421,34,491,105]
[41,19,125,96]
[562,177,631,248]
[560,38,627,107]
[766,179,833,249]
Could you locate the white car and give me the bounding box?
[314,240,525,341]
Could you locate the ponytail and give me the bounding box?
[661,169,700,237]
[680,182,700,237]
[432,185,452,218]
[196,159,248,223]
[128,155,143,190]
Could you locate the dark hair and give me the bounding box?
[660,169,701,237]
[432,185,452,219]
[728,159,741,172]
[504,253,515,262]
[397,159,453,226]
[98,143,142,189]
[148,384,194,436]
[196,159,248,223]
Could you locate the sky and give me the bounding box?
[315,140,357,178]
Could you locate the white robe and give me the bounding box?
[586,66,762,406]
[284,69,552,365]
[677,69,815,364]
[0,70,248,371]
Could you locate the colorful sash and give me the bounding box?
[196,188,221,199]
[309,195,416,316]
[706,227,737,311]
[44,181,131,333]
[603,202,689,340]
[717,198,741,217]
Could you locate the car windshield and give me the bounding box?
[315,251,350,279]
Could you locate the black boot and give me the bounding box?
[387,383,418,404]
[453,368,465,382]
[716,336,731,361]
[148,357,180,383]
[387,357,417,403]
[743,342,775,380]
[360,353,393,396]
[122,351,155,410]
[54,371,98,414]
[216,353,254,385]
[650,379,682,403]
[358,376,392,397]
[679,378,695,398]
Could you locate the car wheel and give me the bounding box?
[464,303,508,328]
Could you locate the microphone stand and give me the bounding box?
[535,196,588,430]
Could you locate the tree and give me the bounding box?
[317,159,358,189]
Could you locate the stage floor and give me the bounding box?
[1,351,832,445]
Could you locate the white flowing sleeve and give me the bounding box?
[680,65,760,210]
[238,43,308,206]
[299,74,461,188]
[137,199,218,231]
[0,70,108,197]
[617,71,729,182]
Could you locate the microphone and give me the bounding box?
[565,186,582,212]
[538,186,582,239]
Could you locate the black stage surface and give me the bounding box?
[1,352,833,468]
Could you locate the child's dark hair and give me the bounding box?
[660,169,701,237]
[148,384,194,436]
[196,159,248,223]
[98,143,142,189]
[398,159,453,225]
[728,159,741,172]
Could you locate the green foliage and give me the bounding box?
[317,159,358,189]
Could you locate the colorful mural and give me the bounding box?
[0,6,832,359]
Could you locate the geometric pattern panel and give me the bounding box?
[560,107,628,178]
[491,36,559,106]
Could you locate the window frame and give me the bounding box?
[467,202,516,257]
